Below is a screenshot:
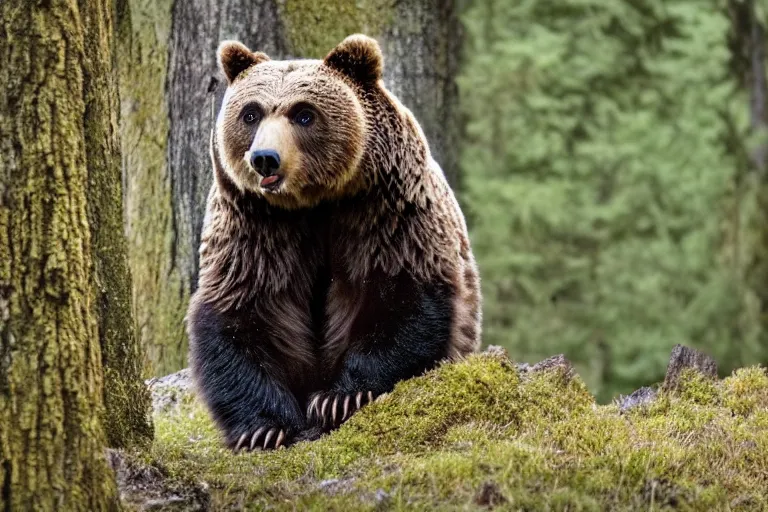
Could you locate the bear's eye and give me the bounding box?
[242,109,261,125]
[294,109,315,127]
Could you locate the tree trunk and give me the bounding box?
[725,0,768,359]
[376,0,463,189]
[0,0,126,508]
[118,0,188,377]
[121,0,462,376]
[84,0,153,449]
[741,1,768,357]
[746,6,768,358]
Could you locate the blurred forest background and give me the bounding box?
[461,0,768,401]
[115,0,768,403]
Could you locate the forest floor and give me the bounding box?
[112,346,768,511]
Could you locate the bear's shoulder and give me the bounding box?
[332,155,467,281]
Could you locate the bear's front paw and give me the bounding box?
[229,424,287,452]
[307,390,377,429]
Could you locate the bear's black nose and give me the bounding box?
[250,149,281,176]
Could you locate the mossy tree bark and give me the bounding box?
[0,0,145,507]
[84,0,153,449]
[120,0,462,376]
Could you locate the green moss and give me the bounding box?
[722,366,768,416]
[675,368,720,406]
[280,0,394,57]
[82,0,153,449]
[103,365,153,449]
[140,356,768,510]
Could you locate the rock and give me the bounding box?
[483,349,578,383]
[514,354,573,375]
[146,368,194,414]
[662,345,718,392]
[108,449,210,512]
[483,345,510,359]
[373,489,390,505]
[515,361,533,373]
[318,478,340,490]
[530,354,574,378]
[616,345,718,410]
[615,386,658,412]
[316,476,356,496]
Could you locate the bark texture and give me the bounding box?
[85,0,153,449]
[0,0,120,508]
[121,0,462,375]
[376,0,463,188]
[662,345,719,393]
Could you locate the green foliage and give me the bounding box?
[142,355,768,510]
[459,0,767,400]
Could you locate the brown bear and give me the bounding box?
[187,34,481,450]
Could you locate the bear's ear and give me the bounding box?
[323,34,383,84]
[217,40,270,84]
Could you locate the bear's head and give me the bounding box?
[214,35,384,209]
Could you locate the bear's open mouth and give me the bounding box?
[260,174,283,191]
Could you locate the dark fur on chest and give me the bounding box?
[188,190,331,448]
[322,267,454,387]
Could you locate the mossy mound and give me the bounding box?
[135,352,768,511]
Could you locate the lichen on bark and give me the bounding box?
[280,0,394,58]
[0,0,121,507]
[84,0,153,449]
[119,0,291,377]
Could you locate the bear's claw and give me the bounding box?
[307,390,376,429]
[233,426,286,451]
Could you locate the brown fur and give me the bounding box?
[209,33,481,380]
[190,129,325,385]
[214,46,368,210]
[320,35,482,363]
[188,42,352,448]
[217,40,270,84]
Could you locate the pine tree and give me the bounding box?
[460,0,756,399]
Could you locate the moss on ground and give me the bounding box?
[139,353,768,510]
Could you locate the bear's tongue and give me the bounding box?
[261,175,280,186]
